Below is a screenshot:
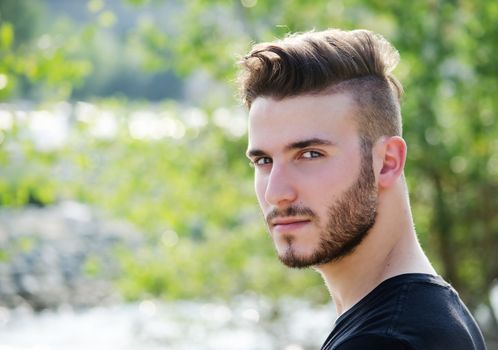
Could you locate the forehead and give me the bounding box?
[247,93,358,151]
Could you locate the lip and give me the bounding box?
[271,218,311,233]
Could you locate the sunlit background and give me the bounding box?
[0,0,497,349]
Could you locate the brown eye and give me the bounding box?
[253,157,272,166]
[301,151,322,159]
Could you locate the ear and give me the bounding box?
[374,136,407,189]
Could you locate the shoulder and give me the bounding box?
[323,274,485,350]
[333,334,410,350]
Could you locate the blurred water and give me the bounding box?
[0,102,246,151]
[0,297,335,350]
[1,287,496,350]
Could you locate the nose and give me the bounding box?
[263,163,298,207]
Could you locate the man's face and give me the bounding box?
[246,93,378,268]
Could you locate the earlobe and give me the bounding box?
[377,136,406,189]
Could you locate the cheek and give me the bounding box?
[254,173,268,208]
[304,171,343,206]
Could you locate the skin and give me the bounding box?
[246,92,436,315]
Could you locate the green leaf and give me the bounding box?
[0,22,14,49]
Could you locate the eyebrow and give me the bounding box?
[246,137,334,158]
[285,138,334,151]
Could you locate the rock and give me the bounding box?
[0,201,142,310]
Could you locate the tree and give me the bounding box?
[128,0,498,335]
[2,0,497,341]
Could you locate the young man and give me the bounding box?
[238,29,486,350]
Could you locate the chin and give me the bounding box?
[277,245,318,269]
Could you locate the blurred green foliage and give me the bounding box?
[0,1,92,101]
[0,0,497,335]
[0,97,325,302]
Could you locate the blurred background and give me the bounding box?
[0,0,497,349]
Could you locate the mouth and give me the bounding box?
[270,217,311,233]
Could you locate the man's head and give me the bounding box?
[240,29,406,268]
[239,29,403,146]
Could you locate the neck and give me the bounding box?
[315,182,436,315]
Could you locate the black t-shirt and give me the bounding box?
[320,274,487,350]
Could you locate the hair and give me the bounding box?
[237,29,404,145]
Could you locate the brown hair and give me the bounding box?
[238,29,404,144]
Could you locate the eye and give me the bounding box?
[300,150,323,159]
[250,157,272,167]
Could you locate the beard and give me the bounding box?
[266,140,378,268]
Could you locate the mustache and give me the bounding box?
[266,205,317,225]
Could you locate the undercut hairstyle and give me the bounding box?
[237,29,404,145]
